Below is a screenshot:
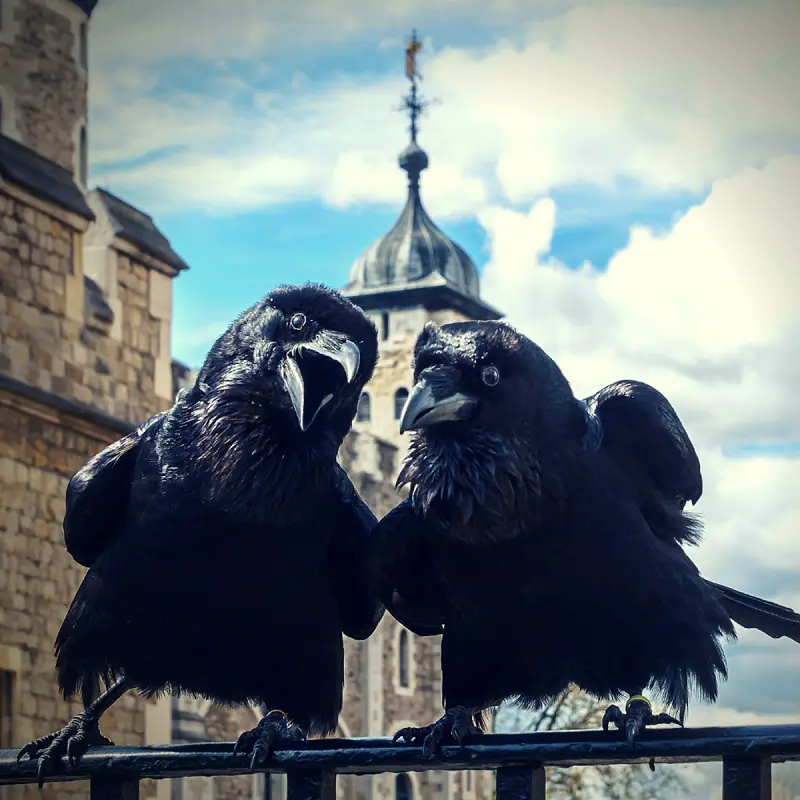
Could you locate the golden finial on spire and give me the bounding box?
[399,30,435,144]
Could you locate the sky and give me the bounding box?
[86,1,799,797]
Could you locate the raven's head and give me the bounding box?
[397,321,588,534]
[401,320,581,442]
[193,283,378,441]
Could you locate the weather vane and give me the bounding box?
[399,29,438,143]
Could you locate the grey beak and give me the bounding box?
[399,366,479,434]
[280,330,361,431]
[301,332,360,385]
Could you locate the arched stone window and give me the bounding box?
[395,774,412,800]
[79,21,88,70]
[356,392,371,423]
[78,124,88,186]
[394,387,409,420]
[398,629,410,688]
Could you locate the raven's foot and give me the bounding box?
[16,711,114,787]
[233,710,306,770]
[602,695,682,747]
[393,706,481,759]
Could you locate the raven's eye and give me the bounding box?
[481,365,500,387]
[290,312,307,331]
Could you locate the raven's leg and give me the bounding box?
[233,709,307,771]
[602,692,682,746]
[393,705,482,759]
[17,677,131,787]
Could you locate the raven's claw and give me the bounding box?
[17,711,114,787]
[393,706,481,759]
[233,710,305,771]
[602,697,682,747]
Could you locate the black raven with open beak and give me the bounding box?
[371,320,800,757]
[18,284,384,783]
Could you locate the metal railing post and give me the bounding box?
[496,766,546,800]
[287,771,336,800]
[90,777,140,800]
[722,756,771,800]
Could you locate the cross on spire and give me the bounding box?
[400,29,435,143]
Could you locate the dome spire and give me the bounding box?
[341,28,502,323]
[402,30,427,144]
[398,30,432,184]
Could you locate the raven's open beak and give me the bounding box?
[279,330,361,431]
[399,365,479,434]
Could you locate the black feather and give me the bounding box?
[706,581,800,644]
[371,321,798,730]
[52,283,384,737]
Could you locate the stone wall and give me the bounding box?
[0,186,173,794]
[354,307,473,454]
[381,620,442,732]
[202,705,263,800]
[0,190,171,427]
[338,429,400,519]
[0,398,147,800]
[0,0,87,171]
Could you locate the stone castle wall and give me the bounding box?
[0,191,171,426]
[0,184,173,797]
[0,396,147,800]
[0,0,88,172]
[354,307,473,455]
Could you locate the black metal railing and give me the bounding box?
[2,724,799,800]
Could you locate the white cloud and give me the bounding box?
[478,155,800,732]
[480,155,800,449]
[87,1,800,217]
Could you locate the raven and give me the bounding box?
[18,283,384,783]
[370,320,800,756]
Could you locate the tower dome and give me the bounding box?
[347,139,483,301]
[343,32,500,322]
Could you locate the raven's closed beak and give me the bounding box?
[399,365,479,434]
[280,330,361,431]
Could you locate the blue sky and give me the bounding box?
[82,2,800,794]
[150,182,704,367]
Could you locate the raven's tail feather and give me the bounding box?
[706,580,800,645]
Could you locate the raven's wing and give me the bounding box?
[583,379,702,508]
[368,498,447,637]
[584,381,800,643]
[328,465,386,640]
[706,580,800,645]
[64,412,165,568]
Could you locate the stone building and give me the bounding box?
[1,8,499,800]
[0,1,185,798]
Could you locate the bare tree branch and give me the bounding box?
[493,686,689,800]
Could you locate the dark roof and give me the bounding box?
[93,188,189,272]
[344,140,499,318]
[84,275,114,326]
[68,0,99,16]
[0,372,134,436]
[0,135,94,220]
[347,282,503,321]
